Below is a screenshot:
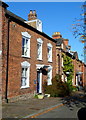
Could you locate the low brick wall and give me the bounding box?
[3,92,34,103]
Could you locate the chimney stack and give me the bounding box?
[63,39,69,46]
[52,32,62,39]
[28,10,37,21]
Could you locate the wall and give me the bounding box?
[4,20,56,99]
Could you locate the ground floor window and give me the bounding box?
[47,66,52,85]
[21,61,30,88]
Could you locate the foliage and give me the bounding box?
[83,85,86,93]
[63,54,74,86]
[71,2,86,39]
[72,86,79,92]
[43,74,72,97]
[34,94,38,99]
[71,2,86,62]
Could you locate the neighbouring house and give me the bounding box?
[0,1,86,102]
[52,32,86,88]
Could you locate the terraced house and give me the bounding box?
[52,32,86,88]
[1,2,56,102]
[0,1,86,102]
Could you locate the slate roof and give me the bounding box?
[6,10,25,22]
[56,38,64,46]
[73,52,78,59]
[0,1,9,8]
[5,10,56,43]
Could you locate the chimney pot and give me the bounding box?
[30,10,33,14]
[63,39,69,46]
[33,10,36,14]
[52,32,62,39]
[28,10,37,21]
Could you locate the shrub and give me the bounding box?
[43,74,73,97]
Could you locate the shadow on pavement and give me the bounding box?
[61,91,86,111]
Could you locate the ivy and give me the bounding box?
[63,54,74,86]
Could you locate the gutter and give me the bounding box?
[5,17,10,103]
[5,10,56,43]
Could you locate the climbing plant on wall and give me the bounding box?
[62,54,74,86]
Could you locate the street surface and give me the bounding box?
[36,93,86,119]
[36,102,83,118]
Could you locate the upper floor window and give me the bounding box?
[47,43,52,62]
[21,61,30,89]
[21,32,31,58]
[37,38,43,60]
[47,66,52,85]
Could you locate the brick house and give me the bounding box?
[52,32,86,88]
[1,2,56,102]
[1,1,86,102]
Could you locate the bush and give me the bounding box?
[43,74,73,97]
[83,86,86,93]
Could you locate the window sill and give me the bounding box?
[47,83,52,86]
[21,55,31,59]
[48,61,53,63]
[37,58,43,61]
[20,86,30,89]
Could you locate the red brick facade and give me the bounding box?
[53,32,86,88]
[7,21,56,98]
[1,2,56,102]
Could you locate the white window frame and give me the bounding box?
[62,57,64,67]
[21,61,30,89]
[61,43,64,49]
[21,32,31,58]
[36,64,44,93]
[37,38,43,60]
[47,66,52,85]
[47,43,53,62]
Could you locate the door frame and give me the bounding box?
[36,64,44,93]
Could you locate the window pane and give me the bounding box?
[48,48,49,53]
[22,68,25,77]
[21,77,27,86]
[24,48,28,56]
[25,68,28,77]
[47,69,52,85]
[26,39,29,48]
[22,37,30,57]
[22,38,26,55]
[48,46,52,61]
[22,38,25,47]
[48,48,50,59]
[22,47,24,55]
[21,68,28,87]
[37,43,41,58]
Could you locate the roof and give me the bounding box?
[73,52,78,59]
[6,10,25,22]
[5,10,56,43]
[0,1,9,8]
[56,38,64,46]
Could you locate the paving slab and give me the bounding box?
[2,97,62,118]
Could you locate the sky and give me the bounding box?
[6,2,85,61]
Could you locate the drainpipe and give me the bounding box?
[5,17,10,103]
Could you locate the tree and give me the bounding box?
[71,1,86,64]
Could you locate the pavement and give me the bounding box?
[2,90,86,119]
[2,96,63,119]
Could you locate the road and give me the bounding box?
[36,95,86,119]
